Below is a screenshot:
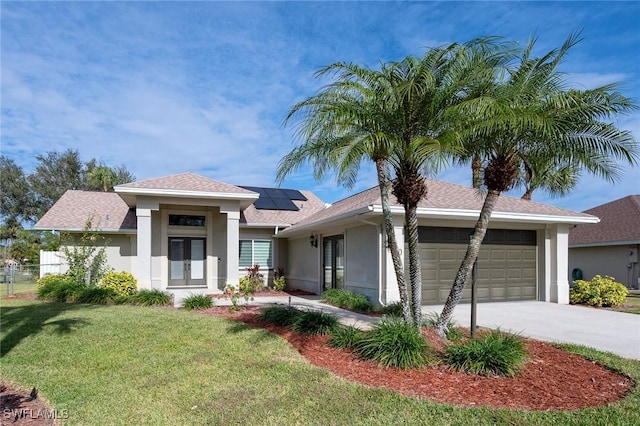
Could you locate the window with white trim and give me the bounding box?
[239,240,272,268]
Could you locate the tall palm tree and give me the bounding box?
[277,61,413,323]
[435,33,638,337]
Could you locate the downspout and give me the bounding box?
[355,211,385,306]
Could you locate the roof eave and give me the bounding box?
[569,240,640,248]
[276,206,374,237]
[33,226,137,234]
[373,206,598,225]
[115,186,259,201]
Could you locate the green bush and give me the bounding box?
[113,294,133,305]
[272,276,286,292]
[239,264,265,294]
[380,301,404,318]
[182,294,213,310]
[328,325,362,349]
[77,287,117,304]
[291,311,339,335]
[133,289,172,306]
[445,330,527,377]
[354,318,431,369]
[99,271,137,296]
[570,275,628,307]
[322,289,374,313]
[37,274,87,302]
[423,312,464,341]
[257,305,301,326]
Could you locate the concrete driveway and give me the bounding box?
[423,301,640,360]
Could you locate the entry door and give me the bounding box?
[169,238,206,287]
[323,236,344,290]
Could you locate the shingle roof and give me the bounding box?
[116,172,256,195]
[569,195,640,246]
[240,190,326,226]
[284,179,594,232]
[35,191,136,232]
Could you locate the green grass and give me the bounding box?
[2,298,640,425]
[610,295,640,314]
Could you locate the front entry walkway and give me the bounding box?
[423,301,640,360]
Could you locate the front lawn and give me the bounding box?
[1,298,639,425]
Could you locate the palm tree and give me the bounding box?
[435,33,638,337]
[87,166,117,192]
[277,61,413,323]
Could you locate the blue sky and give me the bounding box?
[2,1,638,212]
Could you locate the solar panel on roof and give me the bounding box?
[239,186,303,211]
[282,189,307,201]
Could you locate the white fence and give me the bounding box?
[39,250,67,277]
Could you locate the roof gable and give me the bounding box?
[116,172,256,195]
[569,195,640,246]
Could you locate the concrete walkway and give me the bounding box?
[216,296,640,360]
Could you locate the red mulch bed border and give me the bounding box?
[203,305,635,411]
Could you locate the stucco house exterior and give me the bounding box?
[35,172,597,305]
[569,195,640,290]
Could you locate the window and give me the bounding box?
[169,215,205,227]
[239,240,272,268]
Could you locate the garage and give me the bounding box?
[409,227,538,304]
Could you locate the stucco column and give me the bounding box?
[549,224,570,304]
[136,208,152,289]
[224,209,240,287]
[384,215,405,304]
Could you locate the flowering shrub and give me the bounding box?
[570,275,628,307]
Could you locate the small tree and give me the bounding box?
[61,218,110,286]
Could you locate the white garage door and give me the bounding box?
[407,227,537,304]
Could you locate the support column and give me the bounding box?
[384,215,405,304]
[136,208,152,289]
[549,224,570,304]
[222,207,240,287]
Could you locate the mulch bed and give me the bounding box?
[203,305,635,411]
[0,383,57,426]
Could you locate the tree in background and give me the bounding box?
[0,156,35,224]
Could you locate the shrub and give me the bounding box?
[182,294,213,310]
[272,268,286,292]
[258,305,301,326]
[239,264,265,293]
[113,294,133,305]
[291,311,339,335]
[77,287,117,304]
[354,318,431,369]
[133,289,171,306]
[322,289,374,313]
[423,312,464,342]
[570,275,628,307]
[99,271,137,297]
[224,284,254,312]
[380,301,404,318]
[445,329,527,377]
[329,325,362,349]
[37,274,87,302]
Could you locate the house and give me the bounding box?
[35,172,598,305]
[568,195,640,290]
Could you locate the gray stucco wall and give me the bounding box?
[286,236,320,294]
[344,225,380,304]
[569,244,640,289]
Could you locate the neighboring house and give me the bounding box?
[568,195,640,290]
[35,172,597,305]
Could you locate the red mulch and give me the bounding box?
[0,383,57,426]
[203,306,635,411]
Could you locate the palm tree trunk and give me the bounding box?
[471,154,482,189]
[405,203,422,327]
[521,188,532,200]
[376,160,411,323]
[435,189,501,337]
